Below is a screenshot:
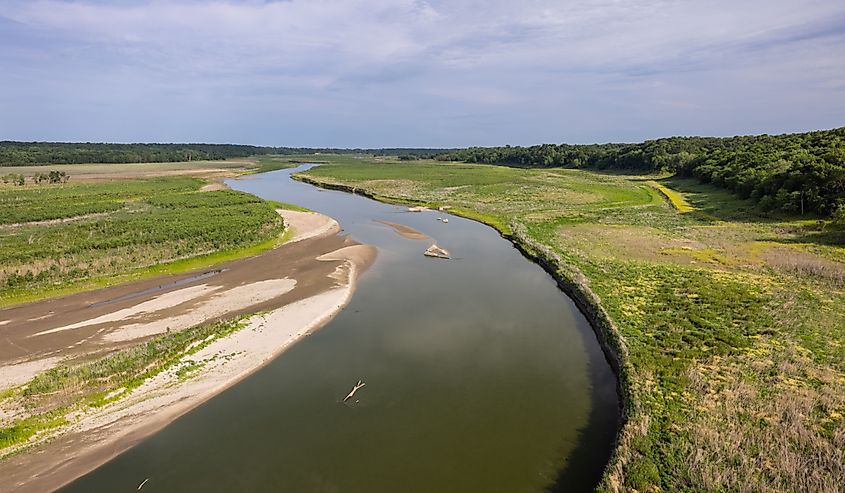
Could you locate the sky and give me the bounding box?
[1,0,844,147]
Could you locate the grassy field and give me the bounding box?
[251,155,301,173]
[296,155,845,492]
[0,175,284,307]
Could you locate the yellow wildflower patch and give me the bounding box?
[649,181,695,213]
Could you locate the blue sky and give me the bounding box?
[1,0,844,147]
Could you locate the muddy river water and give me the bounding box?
[61,165,618,492]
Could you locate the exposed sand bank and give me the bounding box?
[0,210,376,493]
[375,220,429,241]
[278,209,341,243]
[199,181,229,192]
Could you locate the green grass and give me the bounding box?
[296,155,845,493]
[0,178,284,307]
[251,155,300,173]
[0,177,196,224]
[267,200,311,212]
[0,413,68,451]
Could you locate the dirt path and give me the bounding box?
[0,211,376,493]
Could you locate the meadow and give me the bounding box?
[297,155,845,492]
[0,176,284,307]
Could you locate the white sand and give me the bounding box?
[32,284,220,337]
[103,278,297,342]
[278,209,340,243]
[0,357,62,390]
[78,286,351,436]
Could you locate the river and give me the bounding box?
[60,165,618,492]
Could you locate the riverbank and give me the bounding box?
[294,157,845,493]
[294,172,630,489]
[0,209,376,493]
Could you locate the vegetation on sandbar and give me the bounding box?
[0,317,248,453]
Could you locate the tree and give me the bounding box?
[48,170,68,184]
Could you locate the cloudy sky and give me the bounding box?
[1,0,844,147]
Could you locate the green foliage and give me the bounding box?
[0,413,68,450]
[25,318,246,399]
[435,126,845,216]
[48,170,69,183]
[268,200,311,212]
[0,142,278,166]
[0,178,283,299]
[1,173,25,186]
[0,143,453,167]
[0,177,196,224]
[1,317,249,451]
[833,206,845,227]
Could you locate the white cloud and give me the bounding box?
[1,0,843,145]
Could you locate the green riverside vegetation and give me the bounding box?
[0,176,284,307]
[297,154,845,493]
[435,126,845,217]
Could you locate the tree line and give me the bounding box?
[6,128,843,216]
[433,127,845,216]
[0,142,452,166]
[0,142,280,166]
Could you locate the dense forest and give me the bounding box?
[0,142,280,165]
[434,127,845,216]
[0,142,450,166]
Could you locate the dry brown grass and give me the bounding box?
[762,247,845,287]
[683,339,845,492]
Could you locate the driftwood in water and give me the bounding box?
[424,244,450,259]
[343,380,366,402]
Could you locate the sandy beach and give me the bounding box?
[0,210,375,493]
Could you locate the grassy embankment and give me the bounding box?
[295,155,845,493]
[0,174,286,308]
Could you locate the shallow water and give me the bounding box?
[61,165,618,493]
